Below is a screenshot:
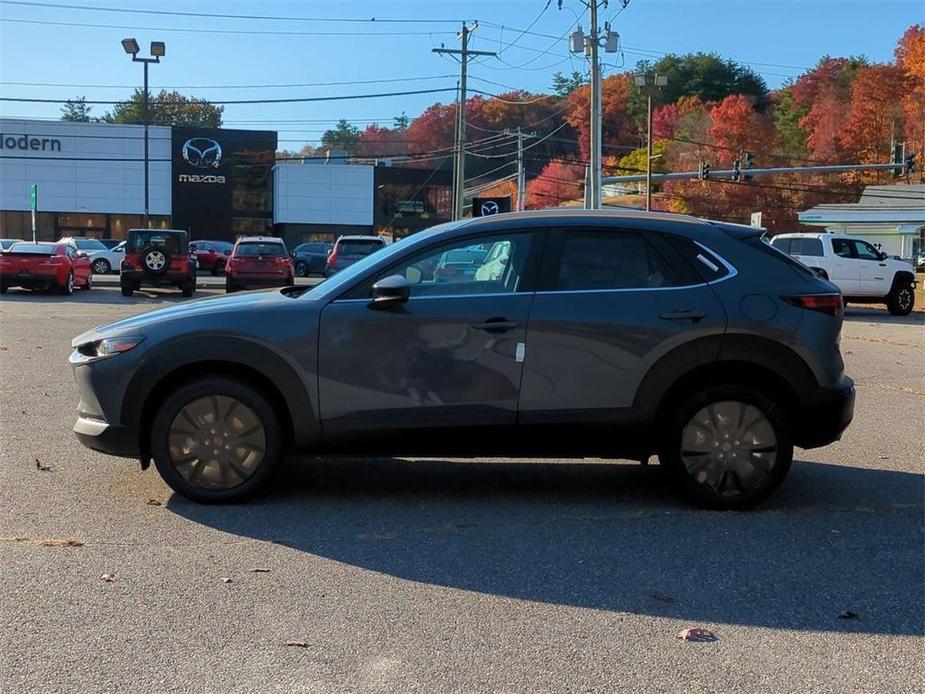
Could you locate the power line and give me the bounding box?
[3,1,471,24]
[0,16,459,37]
[0,76,457,91]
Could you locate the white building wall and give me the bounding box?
[0,118,171,214]
[273,164,373,226]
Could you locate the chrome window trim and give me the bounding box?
[333,291,523,304]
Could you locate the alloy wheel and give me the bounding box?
[93,259,109,274]
[145,250,166,272]
[679,400,778,497]
[898,287,913,312]
[167,395,267,490]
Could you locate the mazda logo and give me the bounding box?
[480,200,500,216]
[182,138,223,169]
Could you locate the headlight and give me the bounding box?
[73,336,145,363]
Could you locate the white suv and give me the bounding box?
[771,233,916,315]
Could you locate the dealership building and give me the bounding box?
[0,117,451,246]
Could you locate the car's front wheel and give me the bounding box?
[295,261,308,278]
[150,377,283,503]
[658,385,793,510]
[92,258,111,275]
[886,282,914,316]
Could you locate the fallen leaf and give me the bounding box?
[38,538,83,547]
[0,345,7,351]
[284,640,309,648]
[35,458,51,472]
[251,568,271,573]
[145,499,162,506]
[100,573,116,582]
[677,627,717,642]
[651,592,675,604]
[838,611,860,620]
[220,577,233,584]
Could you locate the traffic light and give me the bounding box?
[906,153,916,175]
[732,159,741,183]
[743,151,754,181]
[892,142,905,178]
[698,161,710,180]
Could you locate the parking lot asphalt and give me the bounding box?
[0,287,922,694]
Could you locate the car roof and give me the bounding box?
[236,236,285,244]
[128,228,187,234]
[337,235,384,241]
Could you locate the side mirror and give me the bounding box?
[326,248,334,256]
[76,251,88,257]
[371,274,411,306]
[878,251,888,261]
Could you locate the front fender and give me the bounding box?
[122,334,320,450]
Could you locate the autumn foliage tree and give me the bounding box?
[526,161,584,208]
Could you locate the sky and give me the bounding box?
[0,0,920,151]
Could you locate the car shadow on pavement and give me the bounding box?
[843,306,924,325]
[0,287,222,305]
[168,456,924,636]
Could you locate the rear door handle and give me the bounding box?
[659,310,705,322]
[471,318,520,333]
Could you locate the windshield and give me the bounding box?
[128,231,187,254]
[236,242,286,257]
[303,221,465,299]
[338,239,384,256]
[75,239,106,251]
[9,243,55,255]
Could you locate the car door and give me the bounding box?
[317,230,541,441]
[850,239,888,296]
[828,238,859,293]
[518,227,726,422]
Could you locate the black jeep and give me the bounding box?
[120,229,196,298]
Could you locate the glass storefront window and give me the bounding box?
[0,211,55,240]
[57,213,107,230]
[232,217,273,237]
[110,215,143,239]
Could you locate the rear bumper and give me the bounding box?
[227,274,291,288]
[73,416,140,457]
[0,271,60,288]
[793,376,855,449]
[121,270,192,287]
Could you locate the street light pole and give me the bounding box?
[122,38,164,229]
[645,91,652,211]
[588,0,602,210]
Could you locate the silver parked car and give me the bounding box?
[70,210,854,508]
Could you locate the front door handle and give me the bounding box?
[659,310,705,322]
[471,318,520,333]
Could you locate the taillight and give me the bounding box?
[326,249,338,266]
[782,294,843,316]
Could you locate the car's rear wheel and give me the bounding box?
[60,271,74,295]
[92,258,111,275]
[212,260,226,276]
[180,279,195,298]
[120,281,134,297]
[150,377,283,503]
[658,385,793,510]
[225,278,237,293]
[886,282,914,316]
[81,273,92,290]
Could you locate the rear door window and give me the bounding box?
[789,238,823,257]
[551,230,699,291]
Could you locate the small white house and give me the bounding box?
[798,184,924,260]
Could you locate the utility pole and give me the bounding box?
[634,72,668,211]
[569,2,623,210]
[588,1,602,210]
[433,23,496,220]
[505,127,537,212]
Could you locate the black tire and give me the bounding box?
[0,286,7,294]
[120,282,133,297]
[140,245,170,276]
[212,260,226,276]
[295,261,308,278]
[886,282,914,316]
[225,278,237,294]
[81,273,92,290]
[658,384,793,510]
[60,271,74,296]
[150,377,283,503]
[180,279,195,298]
[92,258,111,275]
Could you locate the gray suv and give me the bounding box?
[70,211,854,508]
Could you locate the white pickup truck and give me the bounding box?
[771,232,917,315]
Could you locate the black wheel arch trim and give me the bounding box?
[892,271,915,286]
[121,335,320,455]
[633,333,819,422]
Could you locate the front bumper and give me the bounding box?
[793,376,856,449]
[73,416,140,457]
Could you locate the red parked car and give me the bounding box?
[225,236,294,293]
[190,240,234,275]
[0,241,92,295]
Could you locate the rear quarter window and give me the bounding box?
[665,236,731,282]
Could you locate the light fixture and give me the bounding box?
[633,74,647,88]
[150,41,166,58]
[121,37,140,55]
[654,74,668,87]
